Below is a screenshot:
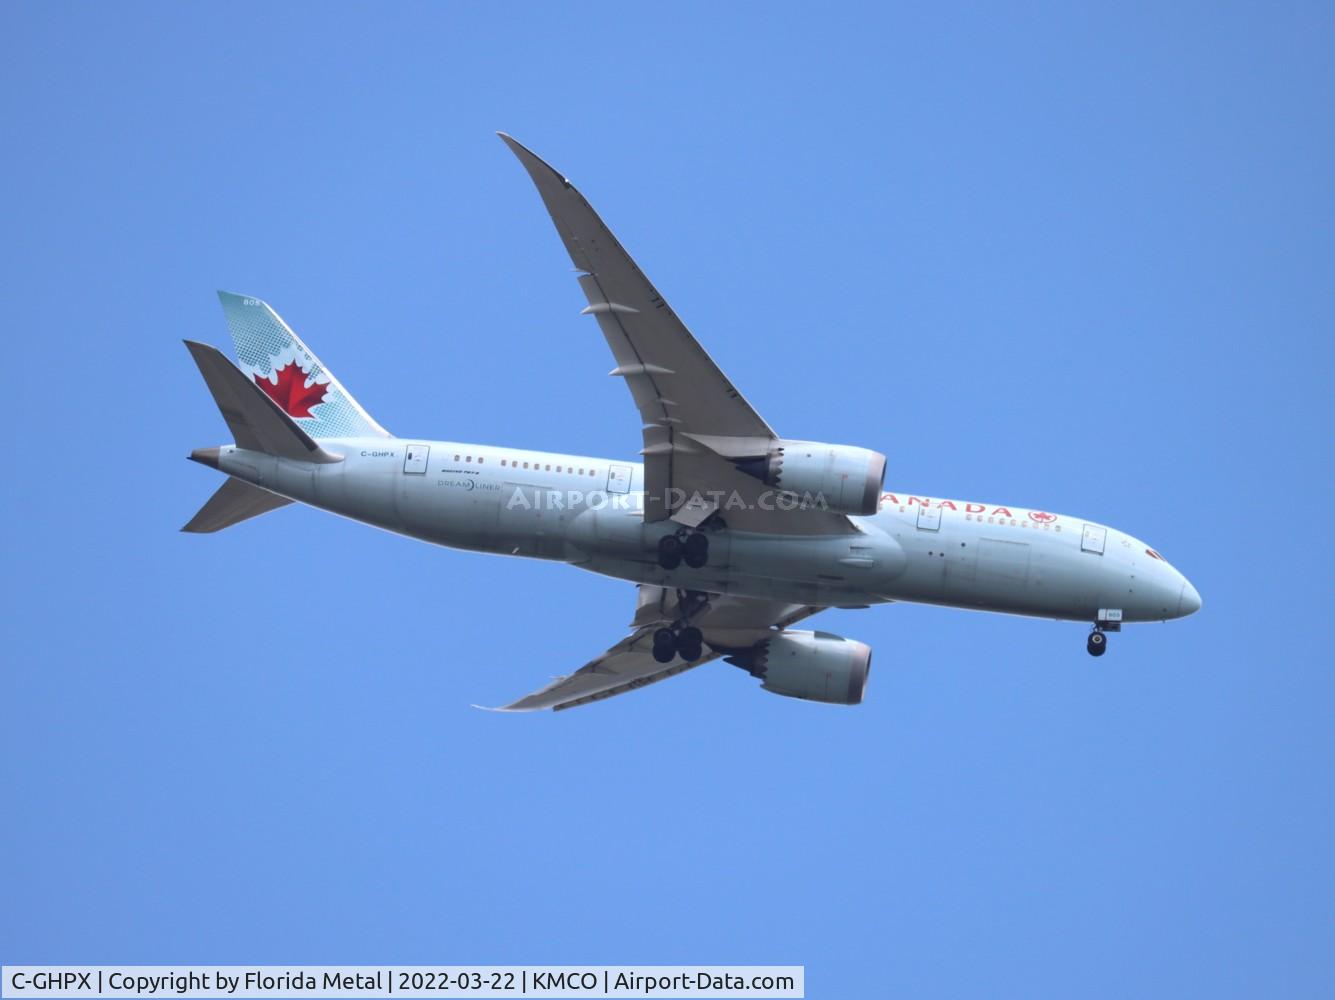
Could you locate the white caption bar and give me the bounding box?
[2,968,803,999]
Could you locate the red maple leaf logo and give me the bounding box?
[254,361,328,418]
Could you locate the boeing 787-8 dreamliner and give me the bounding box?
[182,134,1200,711]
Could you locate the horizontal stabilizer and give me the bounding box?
[184,340,342,463]
[182,477,292,533]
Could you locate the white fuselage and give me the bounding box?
[214,438,1199,624]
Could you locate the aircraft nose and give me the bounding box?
[1177,579,1202,617]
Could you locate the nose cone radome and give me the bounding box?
[1177,579,1202,618]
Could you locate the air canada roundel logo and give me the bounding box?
[1028,511,1057,523]
[254,361,329,418]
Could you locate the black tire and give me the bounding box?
[1087,631,1107,657]
[683,532,709,567]
[678,626,703,648]
[677,642,704,663]
[652,628,677,663]
[657,535,683,570]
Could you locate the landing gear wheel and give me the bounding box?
[677,641,704,662]
[677,626,703,649]
[657,535,683,570]
[652,627,677,663]
[1086,630,1107,657]
[682,532,709,569]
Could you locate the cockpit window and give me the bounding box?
[1146,548,1166,562]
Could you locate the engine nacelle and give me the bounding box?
[727,630,872,705]
[734,440,886,516]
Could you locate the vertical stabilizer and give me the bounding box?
[217,291,390,439]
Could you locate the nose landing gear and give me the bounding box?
[1086,609,1121,657]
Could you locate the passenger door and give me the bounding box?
[606,464,633,494]
[916,503,942,531]
[403,444,429,474]
[1081,523,1107,555]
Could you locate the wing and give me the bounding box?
[500,134,855,536]
[485,586,821,712]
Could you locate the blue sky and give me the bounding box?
[2,3,1332,996]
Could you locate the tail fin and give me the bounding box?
[216,291,390,439]
[181,477,292,533]
[184,340,342,463]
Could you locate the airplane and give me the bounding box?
[182,133,1201,712]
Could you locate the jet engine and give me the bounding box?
[733,441,886,516]
[725,629,872,705]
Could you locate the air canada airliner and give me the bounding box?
[182,133,1201,711]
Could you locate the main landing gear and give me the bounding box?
[656,527,712,570]
[652,625,704,664]
[651,590,710,664]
